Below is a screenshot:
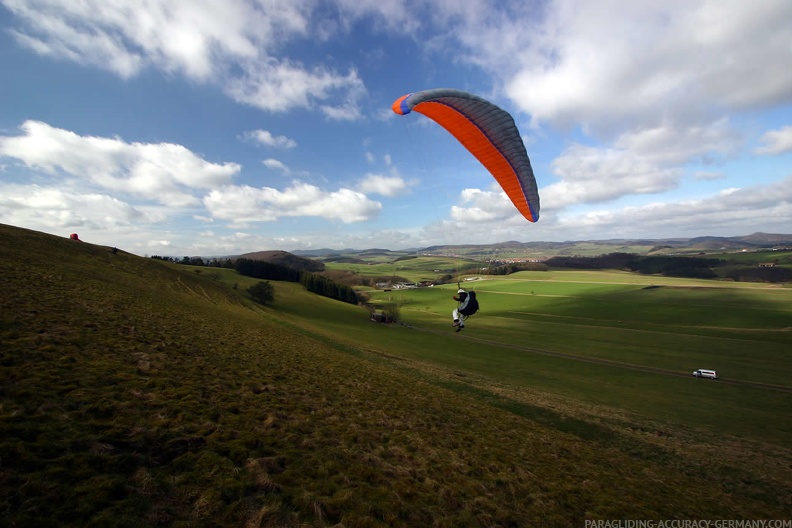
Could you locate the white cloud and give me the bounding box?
[556,175,792,238]
[203,181,382,224]
[450,187,517,222]
[754,125,792,156]
[357,174,409,197]
[442,174,792,243]
[0,120,240,207]
[0,183,159,231]
[3,0,276,79]
[243,129,297,149]
[331,0,421,34]
[693,171,726,181]
[614,119,741,166]
[2,0,365,116]
[531,118,741,210]
[544,143,681,208]
[495,1,792,130]
[226,59,366,118]
[150,240,173,248]
[263,158,290,173]
[592,178,792,236]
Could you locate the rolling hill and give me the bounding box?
[1,223,790,526]
[291,232,792,261]
[237,249,325,272]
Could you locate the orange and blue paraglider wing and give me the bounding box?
[392,88,539,222]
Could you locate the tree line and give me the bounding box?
[543,252,792,282]
[544,253,720,278]
[150,255,233,268]
[234,258,358,305]
[151,255,361,304]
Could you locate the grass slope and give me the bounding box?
[1,224,790,526]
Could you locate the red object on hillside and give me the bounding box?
[69,233,80,240]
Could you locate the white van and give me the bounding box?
[693,369,718,379]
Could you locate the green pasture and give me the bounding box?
[544,242,658,256]
[356,273,792,445]
[709,249,792,267]
[323,256,476,282]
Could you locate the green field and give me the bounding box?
[707,249,792,267]
[323,255,469,282]
[285,270,792,446]
[2,223,791,525]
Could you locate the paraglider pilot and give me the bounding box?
[453,288,472,332]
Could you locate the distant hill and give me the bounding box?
[354,232,792,259]
[291,248,352,257]
[640,233,792,252]
[248,233,792,262]
[357,248,395,256]
[738,232,792,245]
[237,249,325,272]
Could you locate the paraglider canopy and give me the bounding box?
[392,88,540,222]
[69,233,79,240]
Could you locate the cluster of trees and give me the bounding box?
[627,256,721,277]
[300,274,358,304]
[150,255,233,268]
[488,262,549,275]
[542,252,791,283]
[724,266,792,283]
[235,258,301,282]
[152,254,361,305]
[545,253,722,279]
[234,258,359,305]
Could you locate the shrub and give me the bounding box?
[381,302,401,322]
[247,281,275,305]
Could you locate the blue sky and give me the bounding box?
[1,0,791,256]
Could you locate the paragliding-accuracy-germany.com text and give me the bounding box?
[584,520,792,528]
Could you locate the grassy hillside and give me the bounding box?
[2,224,791,526]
